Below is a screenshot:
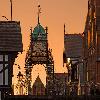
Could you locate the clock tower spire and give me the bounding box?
[38,5,41,24]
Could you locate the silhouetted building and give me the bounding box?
[0,21,23,99]
[64,34,83,58]
[83,0,100,94]
[32,75,45,95]
[84,0,100,93]
[63,34,83,95]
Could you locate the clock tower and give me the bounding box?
[31,23,48,62]
[25,5,54,95]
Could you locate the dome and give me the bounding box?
[32,23,46,40]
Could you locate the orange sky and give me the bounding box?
[0,0,88,87]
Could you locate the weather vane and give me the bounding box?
[38,4,41,24]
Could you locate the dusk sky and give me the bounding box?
[0,0,88,86]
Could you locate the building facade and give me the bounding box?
[0,21,23,99]
[54,73,68,95]
[63,34,83,95]
[83,0,100,88]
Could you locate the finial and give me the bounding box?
[38,4,41,24]
[30,27,32,33]
[45,26,48,33]
[30,27,33,41]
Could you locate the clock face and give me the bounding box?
[32,41,47,56]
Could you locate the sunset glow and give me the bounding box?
[0,0,88,87]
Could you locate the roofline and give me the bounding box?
[0,21,20,24]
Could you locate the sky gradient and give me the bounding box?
[0,0,88,87]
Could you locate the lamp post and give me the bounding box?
[1,0,12,21]
[10,0,12,21]
[14,64,25,95]
[17,71,24,95]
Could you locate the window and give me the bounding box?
[0,91,1,100]
[0,64,3,85]
[5,64,8,85]
[0,55,3,61]
[5,55,8,61]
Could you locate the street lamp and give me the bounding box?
[17,71,24,95]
